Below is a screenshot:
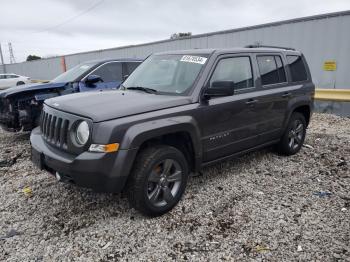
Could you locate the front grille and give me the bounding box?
[40,104,91,154]
[40,111,70,149]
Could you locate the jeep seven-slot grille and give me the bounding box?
[40,111,69,148]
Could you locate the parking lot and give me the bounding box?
[0,113,348,261]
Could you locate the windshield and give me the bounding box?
[123,54,209,95]
[51,62,96,83]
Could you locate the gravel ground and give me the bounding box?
[0,113,349,261]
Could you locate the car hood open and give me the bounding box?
[45,90,192,122]
[0,82,67,98]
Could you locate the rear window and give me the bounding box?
[287,55,308,82]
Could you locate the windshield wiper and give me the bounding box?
[126,86,158,94]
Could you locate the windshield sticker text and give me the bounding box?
[180,55,207,65]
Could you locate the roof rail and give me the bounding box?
[245,44,296,51]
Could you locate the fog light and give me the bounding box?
[89,143,119,153]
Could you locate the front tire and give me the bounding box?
[126,145,189,217]
[277,112,307,155]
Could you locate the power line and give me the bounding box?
[34,0,105,34]
[8,43,16,63]
[0,44,6,73]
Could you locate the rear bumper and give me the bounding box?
[30,127,138,193]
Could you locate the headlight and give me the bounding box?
[76,121,90,145]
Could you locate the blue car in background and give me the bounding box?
[0,58,142,131]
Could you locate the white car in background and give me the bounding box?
[0,74,31,89]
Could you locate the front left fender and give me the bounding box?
[121,116,201,152]
[112,116,203,178]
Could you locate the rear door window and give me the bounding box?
[93,62,123,82]
[287,55,308,82]
[257,55,286,86]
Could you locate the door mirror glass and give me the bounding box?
[85,74,102,86]
[204,81,235,99]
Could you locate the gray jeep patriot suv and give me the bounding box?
[31,46,315,216]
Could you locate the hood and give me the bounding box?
[0,82,67,98]
[45,90,192,122]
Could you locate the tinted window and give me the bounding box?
[0,75,4,79]
[7,74,19,79]
[287,55,308,82]
[125,62,141,75]
[93,62,122,82]
[275,56,286,82]
[210,57,253,89]
[257,55,286,85]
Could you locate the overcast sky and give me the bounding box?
[1,0,350,63]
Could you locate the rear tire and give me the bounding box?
[126,145,189,217]
[276,112,307,155]
[16,81,25,86]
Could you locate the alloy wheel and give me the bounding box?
[147,159,182,207]
[288,119,304,150]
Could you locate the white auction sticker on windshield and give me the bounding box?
[180,55,207,64]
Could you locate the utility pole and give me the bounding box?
[8,42,16,64]
[0,43,6,73]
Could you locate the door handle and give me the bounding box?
[245,99,258,105]
[281,92,291,98]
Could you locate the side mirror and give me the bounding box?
[85,75,103,87]
[203,80,235,99]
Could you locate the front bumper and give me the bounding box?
[30,127,138,192]
[0,97,15,130]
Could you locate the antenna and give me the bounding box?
[8,42,16,64]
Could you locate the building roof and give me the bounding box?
[61,10,349,58]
